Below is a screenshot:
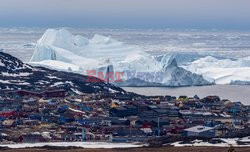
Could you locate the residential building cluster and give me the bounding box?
[0,89,249,143]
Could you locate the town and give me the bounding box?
[0,88,250,145]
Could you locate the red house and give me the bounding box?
[0,109,16,118]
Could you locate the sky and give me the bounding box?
[0,0,250,29]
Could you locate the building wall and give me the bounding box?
[183,129,215,138]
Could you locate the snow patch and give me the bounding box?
[0,142,143,149]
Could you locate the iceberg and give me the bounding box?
[156,52,206,66]
[30,28,139,64]
[161,59,212,86]
[184,56,250,84]
[29,28,212,87]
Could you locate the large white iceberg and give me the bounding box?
[30,28,140,64]
[29,28,211,87]
[184,56,250,84]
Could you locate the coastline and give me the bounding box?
[123,84,250,105]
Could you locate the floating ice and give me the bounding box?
[29,28,212,87]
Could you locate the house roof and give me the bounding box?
[124,105,137,109]
[179,110,192,115]
[3,119,15,126]
[114,107,127,110]
[184,125,214,133]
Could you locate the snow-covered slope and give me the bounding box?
[29,28,212,87]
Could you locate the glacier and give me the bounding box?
[29,28,211,87]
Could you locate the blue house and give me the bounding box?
[228,105,242,115]
[28,113,41,120]
[109,107,128,117]
[57,105,69,113]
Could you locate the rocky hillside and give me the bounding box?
[0,52,126,94]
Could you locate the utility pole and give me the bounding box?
[107,66,110,83]
[130,124,132,141]
[107,66,110,97]
[82,128,85,142]
[157,116,160,137]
